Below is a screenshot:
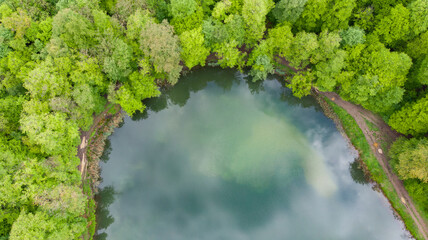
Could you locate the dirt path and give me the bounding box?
[320,91,428,240]
[77,104,115,179]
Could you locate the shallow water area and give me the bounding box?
[95,69,411,240]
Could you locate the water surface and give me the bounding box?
[96,69,411,240]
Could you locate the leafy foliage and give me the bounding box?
[140,20,182,84]
[339,38,412,113]
[179,27,210,69]
[390,137,428,182]
[286,70,314,98]
[242,0,274,45]
[272,0,307,23]
[340,26,365,47]
[389,94,428,136]
[0,0,428,238]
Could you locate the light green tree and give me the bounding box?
[242,0,274,46]
[321,0,356,31]
[169,0,203,34]
[389,94,428,136]
[375,4,410,47]
[408,0,428,37]
[215,40,247,70]
[389,137,428,182]
[179,27,210,69]
[20,112,80,156]
[285,31,319,69]
[286,71,315,98]
[266,24,294,57]
[2,9,31,39]
[339,39,412,113]
[52,9,95,49]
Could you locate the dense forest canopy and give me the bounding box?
[0,0,427,239]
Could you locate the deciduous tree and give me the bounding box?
[179,27,210,69]
[389,94,428,136]
[390,137,428,182]
[140,20,182,84]
[242,0,274,46]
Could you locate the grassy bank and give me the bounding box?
[82,179,97,240]
[321,97,424,240]
[80,105,124,239]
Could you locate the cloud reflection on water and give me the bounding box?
[95,69,410,240]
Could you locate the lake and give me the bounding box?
[95,69,411,240]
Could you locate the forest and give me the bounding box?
[0,0,427,239]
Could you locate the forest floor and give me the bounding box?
[320,91,428,240]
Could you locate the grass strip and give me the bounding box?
[324,97,424,240]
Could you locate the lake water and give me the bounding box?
[95,69,411,240]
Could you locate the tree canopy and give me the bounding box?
[0,0,427,238]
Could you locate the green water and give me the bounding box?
[96,69,411,240]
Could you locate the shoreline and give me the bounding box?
[315,91,428,240]
[79,70,427,240]
[78,104,124,240]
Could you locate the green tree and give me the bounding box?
[388,94,428,136]
[224,14,246,46]
[215,40,247,69]
[294,0,328,32]
[311,31,346,91]
[34,184,86,215]
[23,57,71,101]
[375,4,410,47]
[0,96,24,134]
[340,26,366,47]
[0,26,14,58]
[169,0,203,34]
[126,9,153,42]
[247,40,274,81]
[389,137,428,182]
[311,30,342,64]
[339,39,412,113]
[212,0,232,21]
[266,24,294,57]
[113,0,147,23]
[201,18,229,48]
[286,70,315,98]
[285,31,319,69]
[110,62,159,115]
[408,0,428,37]
[411,56,428,85]
[352,6,375,31]
[406,30,428,59]
[321,0,356,31]
[242,0,274,46]
[272,0,307,23]
[98,37,133,82]
[140,20,182,84]
[9,210,87,240]
[179,27,210,69]
[314,49,347,91]
[20,112,80,156]
[2,9,31,39]
[52,9,95,50]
